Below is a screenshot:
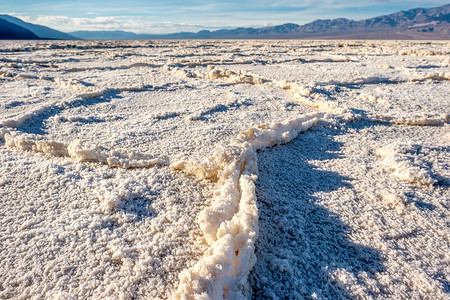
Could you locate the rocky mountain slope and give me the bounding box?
[0,15,75,39]
[0,18,39,39]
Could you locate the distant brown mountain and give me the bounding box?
[64,4,450,40]
[287,4,450,39]
[178,3,449,39]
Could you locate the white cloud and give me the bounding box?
[36,16,71,24]
[4,0,448,34]
[1,12,32,22]
[23,14,232,34]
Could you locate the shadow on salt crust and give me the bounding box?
[14,90,124,135]
[250,126,385,299]
[0,152,212,299]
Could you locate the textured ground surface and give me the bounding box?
[0,40,449,299]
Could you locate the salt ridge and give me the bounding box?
[171,113,323,299]
[1,40,449,299]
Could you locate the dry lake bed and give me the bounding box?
[0,40,449,299]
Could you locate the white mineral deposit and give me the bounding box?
[0,40,449,299]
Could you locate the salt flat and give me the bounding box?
[0,40,449,299]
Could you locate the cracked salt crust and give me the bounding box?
[0,40,449,299]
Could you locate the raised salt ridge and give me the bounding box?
[0,40,449,299]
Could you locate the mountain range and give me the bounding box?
[71,4,450,40]
[0,4,449,40]
[0,14,75,39]
[0,18,39,39]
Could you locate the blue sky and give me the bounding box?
[2,0,449,33]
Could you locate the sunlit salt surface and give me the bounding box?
[0,40,449,299]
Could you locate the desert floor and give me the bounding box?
[0,40,449,299]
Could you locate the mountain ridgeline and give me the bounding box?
[165,4,450,40]
[0,4,449,40]
[0,15,75,40]
[0,18,39,39]
[70,4,450,40]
